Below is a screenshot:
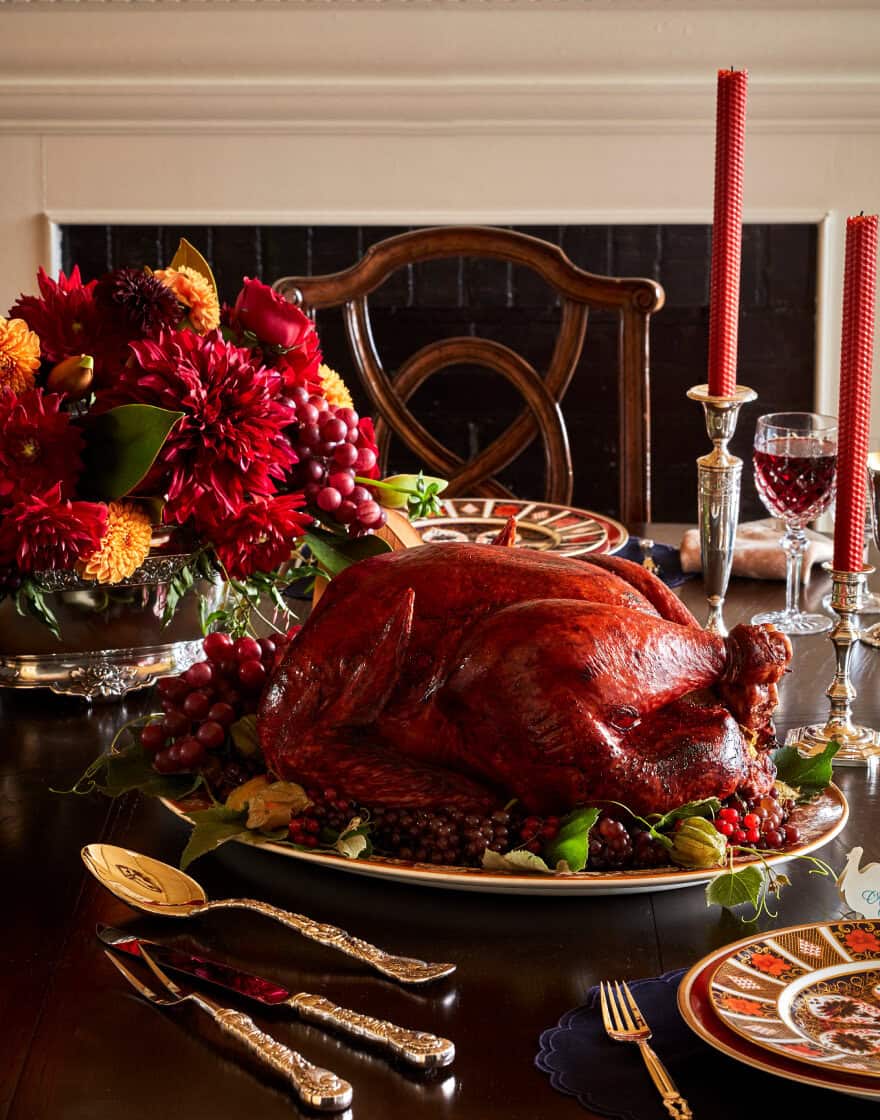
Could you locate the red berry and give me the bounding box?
[215,657,239,679]
[203,632,234,662]
[196,720,226,750]
[322,787,338,801]
[745,827,761,844]
[356,500,382,527]
[350,485,371,505]
[257,637,276,660]
[716,820,735,837]
[161,709,190,738]
[336,408,359,429]
[207,701,236,727]
[320,417,347,443]
[182,690,212,720]
[526,840,542,854]
[298,401,319,426]
[742,813,760,830]
[355,447,377,473]
[327,470,355,496]
[304,836,319,848]
[731,828,747,845]
[317,487,342,512]
[718,807,739,823]
[765,829,783,848]
[335,500,357,525]
[783,824,800,844]
[332,443,358,468]
[233,636,261,663]
[140,722,166,751]
[182,660,214,689]
[238,658,267,691]
[152,749,177,774]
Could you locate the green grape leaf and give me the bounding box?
[180,806,249,869]
[651,798,722,831]
[481,849,556,874]
[302,528,392,578]
[771,739,841,800]
[80,404,183,501]
[705,863,766,911]
[542,807,600,873]
[59,729,202,801]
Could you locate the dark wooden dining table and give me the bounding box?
[3,525,879,1120]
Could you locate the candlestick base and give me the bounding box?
[687,384,757,636]
[784,566,880,766]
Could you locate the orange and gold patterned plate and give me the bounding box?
[412,498,627,558]
[709,921,880,1076]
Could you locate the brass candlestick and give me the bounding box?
[687,384,757,636]
[786,565,880,765]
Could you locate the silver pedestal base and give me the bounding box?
[785,724,880,767]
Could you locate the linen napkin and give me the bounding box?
[679,518,833,583]
[535,969,877,1119]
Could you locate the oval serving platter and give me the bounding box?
[160,784,848,897]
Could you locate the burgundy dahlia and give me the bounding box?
[0,388,85,506]
[209,493,312,579]
[107,329,297,527]
[94,267,184,339]
[0,484,107,573]
[9,267,99,366]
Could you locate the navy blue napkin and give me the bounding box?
[535,969,877,1119]
[614,540,693,589]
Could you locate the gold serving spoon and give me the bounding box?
[82,843,455,984]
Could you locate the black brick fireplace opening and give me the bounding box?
[60,224,817,524]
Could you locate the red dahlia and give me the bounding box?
[0,483,107,572]
[0,388,85,506]
[108,330,297,527]
[209,493,312,579]
[9,267,99,366]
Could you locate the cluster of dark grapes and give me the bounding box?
[365,805,518,866]
[586,814,668,870]
[714,788,799,849]
[284,386,386,536]
[140,631,284,778]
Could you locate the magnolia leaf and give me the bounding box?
[771,740,841,800]
[652,798,721,831]
[80,404,183,501]
[705,863,766,910]
[230,714,261,757]
[481,849,555,874]
[303,529,392,578]
[168,238,218,299]
[543,807,599,873]
[180,806,249,869]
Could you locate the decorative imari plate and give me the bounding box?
[411,498,628,558]
[709,921,880,1076]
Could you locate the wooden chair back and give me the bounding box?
[274,226,664,523]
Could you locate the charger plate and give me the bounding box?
[161,784,847,897]
[679,923,880,1101]
[411,498,628,557]
[709,920,880,1076]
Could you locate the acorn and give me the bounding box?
[47,353,94,399]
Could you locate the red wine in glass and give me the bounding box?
[753,437,837,524]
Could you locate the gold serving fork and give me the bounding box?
[105,948,353,1112]
[599,980,692,1120]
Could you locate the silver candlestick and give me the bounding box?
[687,384,757,636]
[786,565,880,765]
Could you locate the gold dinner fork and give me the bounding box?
[105,948,353,1112]
[599,980,692,1120]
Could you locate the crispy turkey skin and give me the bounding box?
[258,544,791,815]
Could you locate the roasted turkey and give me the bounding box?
[258,540,791,815]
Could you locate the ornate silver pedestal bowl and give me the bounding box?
[0,553,221,702]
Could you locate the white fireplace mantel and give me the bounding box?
[2,0,880,424]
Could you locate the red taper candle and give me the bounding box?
[707,68,748,398]
[833,213,878,572]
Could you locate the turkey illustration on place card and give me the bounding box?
[838,848,880,919]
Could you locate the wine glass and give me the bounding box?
[751,412,838,635]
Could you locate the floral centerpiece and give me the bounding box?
[0,240,442,698]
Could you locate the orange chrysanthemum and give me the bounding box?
[77,500,152,584]
[319,364,353,409]
[0,317,41,393]
[154,266,220,334]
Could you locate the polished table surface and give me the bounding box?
[3,526,880,1119]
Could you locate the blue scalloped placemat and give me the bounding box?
[614,540,693,588]
[535,969,877,1119]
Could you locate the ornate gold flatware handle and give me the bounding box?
[207,899,455,983]
[291,993,455,1068]
[209,1005,353,1111]
[637,1041,692,1120]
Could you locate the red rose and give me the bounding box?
[232,278,318,353]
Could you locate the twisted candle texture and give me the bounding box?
[833,214,878,572]
[707,69,748,399]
